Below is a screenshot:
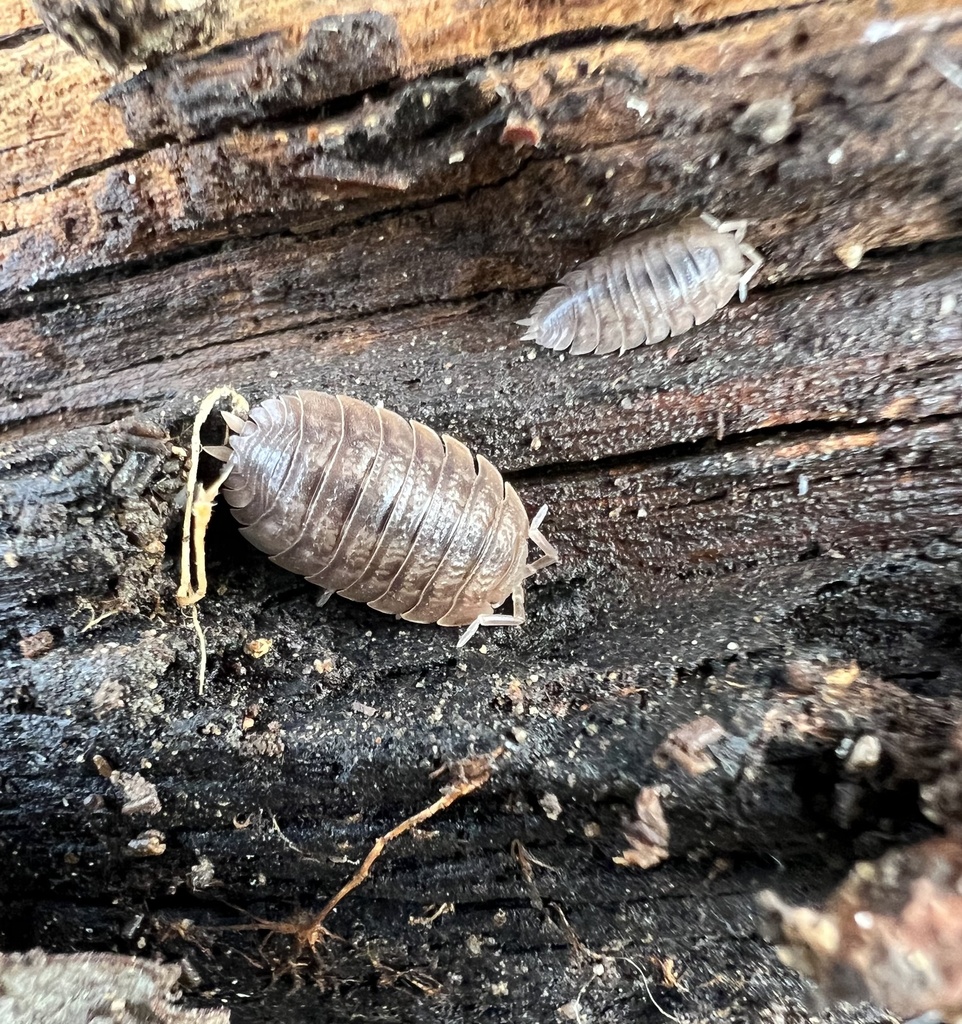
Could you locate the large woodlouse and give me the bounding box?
[518,214,763,356]
[179,389,557,649]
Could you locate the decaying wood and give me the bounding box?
[2,0,962,1022]
[760,835,962,1022]
[0,949,230,1023]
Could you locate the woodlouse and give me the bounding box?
[518,214,763,356]
[179,388,557,649]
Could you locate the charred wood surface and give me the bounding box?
[2,1,962,1022]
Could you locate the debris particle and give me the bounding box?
[626,94,649,117]
[239,720,285,758]
[244,637,272,659]
[127,830,166,857]
[759,835,962,1022]
[111,771,162,816]
[189,856,216,891]
[835,241,865,269]
[846,734,882,773]
[92,678,125,719]
[408,902,454,928]
[500,111,543,148]
[824,661,860,688]
[732,95,795,144]
[616,786,670,870]
[539,792,563,820]
[18,630,55,659]
[654,716,727,775]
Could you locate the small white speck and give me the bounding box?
[726,641,739,651]
[828,147,844,165]
[854,911,875,929]
[862,19,903,43]
[798,474,810,497]
[448,150,465,164]
[940,294,957,316]
[626,95,649,118]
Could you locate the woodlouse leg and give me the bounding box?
[700,213,749,244]
[524,504,559,578]
[204,445,234,461]
[737,243,764,301]
[457,506,557,646]
[222,410,247,434]
[457,585,527,649]
[708,214,754,241]
[316,589,335,608]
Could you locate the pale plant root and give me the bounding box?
[175,386,250,691]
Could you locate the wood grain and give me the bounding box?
[2,2,962,1022]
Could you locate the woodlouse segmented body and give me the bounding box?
[518,214,763,356]
[211,390,556,645]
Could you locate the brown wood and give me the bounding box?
[2,1,962,1022]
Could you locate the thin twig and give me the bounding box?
[299,748,503,946]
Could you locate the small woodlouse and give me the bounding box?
[179,388,557,648]
[518,213,763,356]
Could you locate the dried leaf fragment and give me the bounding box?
[653,716,727,775]
[616,786,670,870]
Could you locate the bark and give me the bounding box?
[2,1,962,1022]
